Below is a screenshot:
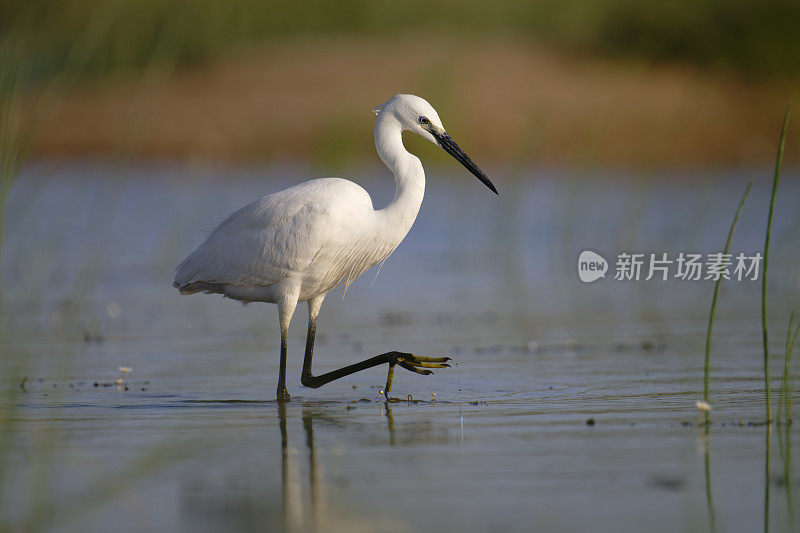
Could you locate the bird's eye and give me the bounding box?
[418,116,429,125]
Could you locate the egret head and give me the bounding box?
[373,94,498,195]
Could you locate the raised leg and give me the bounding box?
[300,296,451,393]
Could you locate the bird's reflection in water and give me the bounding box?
[383,403,396,447]
[181,400,441,531]
[279,402,399,532]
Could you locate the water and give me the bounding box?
[2,161,800,532]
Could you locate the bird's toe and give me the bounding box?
[410,355,452,363]
[393,353,453,374]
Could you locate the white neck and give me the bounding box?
[374,113,425,240]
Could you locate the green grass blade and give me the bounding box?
[762,103,791,425]
[703,178,752,428]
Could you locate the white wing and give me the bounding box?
[174,178,374,291]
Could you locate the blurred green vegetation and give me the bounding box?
[2,0,799,83]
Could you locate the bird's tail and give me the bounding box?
[174,280,224,295]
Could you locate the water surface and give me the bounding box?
[2,162,800,532]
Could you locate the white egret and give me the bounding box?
[174,94,498,402]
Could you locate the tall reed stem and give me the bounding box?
[703,179,752,428]
[762,104,791,425]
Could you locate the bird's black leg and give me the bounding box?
[300,312,451,394]
[277,327,291,403]
[300,312,319,387]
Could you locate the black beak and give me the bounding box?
[432,130,498,195]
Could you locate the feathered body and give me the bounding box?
[174,175,421,303]
[174,94,433,308]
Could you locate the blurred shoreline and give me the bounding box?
[22,35,800,171]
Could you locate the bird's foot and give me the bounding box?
[277,388,291,403]
[383,352,451,398]
[388,352,452,374]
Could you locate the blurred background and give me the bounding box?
[1,0,799,171]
